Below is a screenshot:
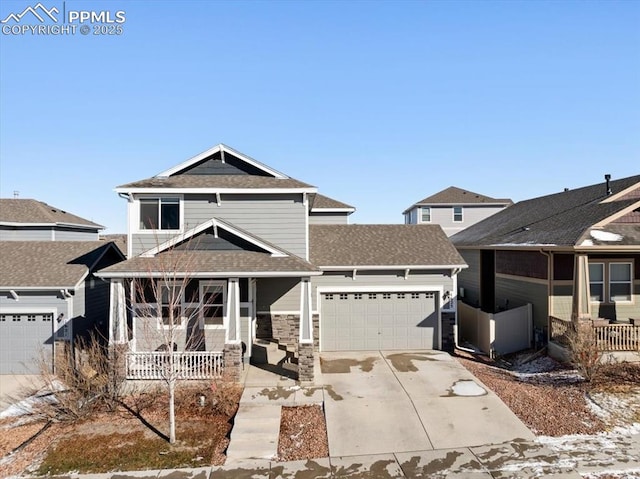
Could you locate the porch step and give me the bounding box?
[226,403,282,462]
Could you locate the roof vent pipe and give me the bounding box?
[605,174,612,195]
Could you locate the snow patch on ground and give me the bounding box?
[451,380,486,396]
[509,355,584,384]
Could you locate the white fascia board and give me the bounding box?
[592,199,640,227]
[140,218,289,258]
[0,221,103,230]
[310,208,356,213]
[318,264,468,271]
[155,144,289,179]
[1,286,76,291]
[114,187,318,195]
[95,271,323,279]
[401,205,418,215]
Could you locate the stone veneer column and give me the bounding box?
[223,343,243,382]
[298,342,314,382]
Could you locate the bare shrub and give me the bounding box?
[31,333,127,422]
[567,320,604,382]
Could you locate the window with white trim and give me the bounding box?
[610,263,632,302]
[200,282,225,328]
[160,282,183,327]
[589,261,633,303]
[421,207,431,223]
[453,206,463,222]
[139,198,180,230]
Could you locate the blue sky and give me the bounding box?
[1,0,638,233]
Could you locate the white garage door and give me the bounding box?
[321,291,439,351]
[0,312,54,374]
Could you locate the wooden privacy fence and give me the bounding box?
[549,316,640,352]
[126,351,224,380]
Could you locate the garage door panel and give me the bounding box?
[321,291,439,352]
[0,313,54,374]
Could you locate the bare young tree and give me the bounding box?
[129,244,225,444]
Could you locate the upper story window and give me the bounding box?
[139,198,180,230]
[589,261,633,303]
[421,207,431,223]
[453,206,463,222]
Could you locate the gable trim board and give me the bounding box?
[140,218,289,258]
[156,144,289,179]
[116,187,318,195]
[592,200,640,227]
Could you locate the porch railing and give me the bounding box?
[593,324,640,352]
[549,316,571,346]
[549,316,640,352]
[126,351,224,380]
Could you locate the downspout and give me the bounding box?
[451,267,478,354]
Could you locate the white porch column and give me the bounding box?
[299,278,313,343]
[109,279,127,344]
[226,278,241,344]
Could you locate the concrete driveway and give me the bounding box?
[316,351,535,457]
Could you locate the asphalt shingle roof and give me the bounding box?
[0,241,115,288]
[451,175,640,247]
[311,194,355,210]
[98,250,320,276]
[0,199,103,229]
[117,176,313,190]
[413,187,512,206]
[309,224,466,267]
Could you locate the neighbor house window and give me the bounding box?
[589,261,633,303]
[610,263,632,302]
[589,263,604,302]
[453,206,463,222]
[139,198,180,230]
[421,207,431,223]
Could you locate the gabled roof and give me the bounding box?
[0,241,122,289]
[116,144,317,193]
[116,175,314,191]
[0,199,103,230]
[451,175,640,248]
[310,194,355,212]
[96,250,320,278]
[309,224,466,268]
[404,187,512,213]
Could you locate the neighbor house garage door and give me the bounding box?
[321,291,439,351]
[0,312,54,374]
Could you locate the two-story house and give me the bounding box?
[0,199,124,374]
[97,144,466,382]
[404,187,512,237]
[451,174,640,354]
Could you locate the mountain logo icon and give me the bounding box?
[1,3,59,23]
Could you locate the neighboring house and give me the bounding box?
[96,144,466,381]
[0,199,125,374]
[451,174,640,354]
[403,187,512,237]
[0,199,102,241]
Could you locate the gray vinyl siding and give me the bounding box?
[130,193,307,257]
[256,278,301,312]
[551,285,573,321]
[54,229,99,241]
[494,276,548,331]
[0,226,98,241]
[457,250,481,307]
[133,316,226,352]
[0,226,52,241]
[75,278,111,339]
[308,212,350,225]
[552,281,640,323]
[311,270,452,310]
[414,205,508,236]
